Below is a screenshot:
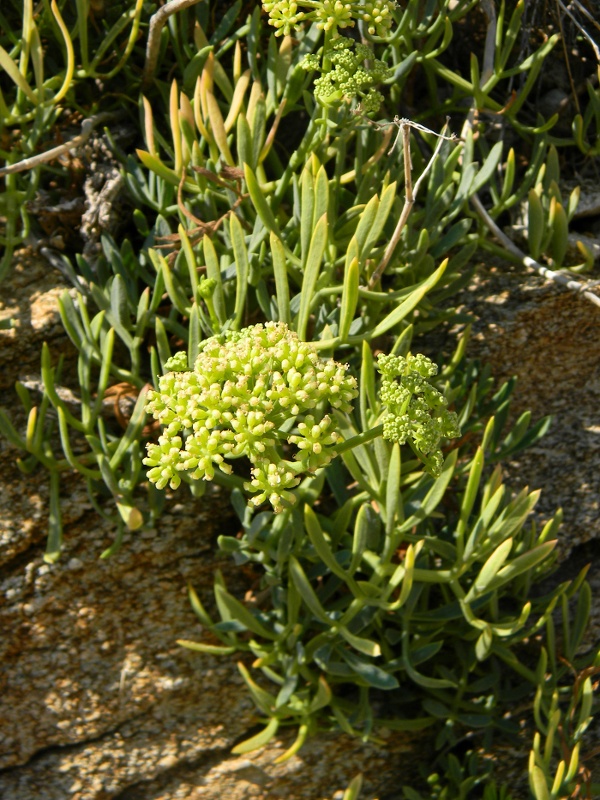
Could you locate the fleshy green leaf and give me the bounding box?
[231,716,279,754]
[297,213,328,340]
[342,649,398,690]
[370,259,448,339]
[178,639,237,655]
[214,583,276,640]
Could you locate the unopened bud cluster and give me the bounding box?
[377,353,460,477]
[143,322,358,512]
[302,37,391,113]
[262,0,396,37]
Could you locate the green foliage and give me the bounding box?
[180,343,569,760]
[527,585,600,800]
[0,235,162,560]
[402,751,516,800]
[571,80,600,158]
[1,0,599,792]
[0,0,146,279]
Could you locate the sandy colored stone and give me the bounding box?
[0,250,77,393]
[456,261,600,557]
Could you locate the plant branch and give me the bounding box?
[0,112,117,176]
[480,0,497,84]
[368,117,455,288]
[471,194,600,307]
[142,0,203,89]
[335,424,384,455]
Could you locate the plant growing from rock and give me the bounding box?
[175,327,583,762]
[0,0,599,793]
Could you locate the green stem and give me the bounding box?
[271,26,339,211]
[336,423,384,455]
[322,27,335,74]
[211,469,247,492]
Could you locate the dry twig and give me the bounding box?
[468,0,600,308]
[142,0,203,88]
[0,113,116,177]
[556,0,600,64]
[156,168,249,262]
[368,117,456,288]
[471,194,600,307]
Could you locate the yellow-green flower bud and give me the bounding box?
[143,322,358,512]
[377,353,460,477]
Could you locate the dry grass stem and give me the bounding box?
[369,117,454,288]
[0,113,116,177]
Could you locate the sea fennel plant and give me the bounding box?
[171,330,579,763]
[0,0,598,791]
[143,323,460,511]
[143,322,358,512]
[144,323,588,769]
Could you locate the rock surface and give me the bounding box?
[1,253,600,798]
[460,261,600,559]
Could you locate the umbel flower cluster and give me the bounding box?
[302,37,392,113]
[143,323,358,513]
[377,353,461,477]
[262,0,397,38]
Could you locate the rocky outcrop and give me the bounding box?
[460,261,600,559]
